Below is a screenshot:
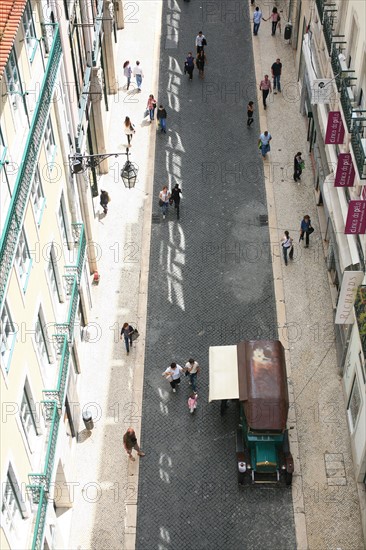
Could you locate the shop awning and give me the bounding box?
[208,345,239,402]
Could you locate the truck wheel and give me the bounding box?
[285,472,293,486]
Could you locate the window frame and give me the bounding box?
[22,1,38,62]
[4,48,27,126]
[47,243,63,303]
[20,380,39,450]
[30,166,46,226]
[35,308,52,366]
[1,466,27,539]
[0,300,17,373]
[15,227,32,293]
[44,115,56,167]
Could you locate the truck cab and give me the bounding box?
[209,340,294,486]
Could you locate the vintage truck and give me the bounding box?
[209,340,294,485]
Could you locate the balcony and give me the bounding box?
[351,124,366,180]
[26,487,48,550]
[0,25,62,310]
[43,335,70,408]
[55,276,80,343]
[323,10,334,55]
[65,222,87,284]
[354,286,366,355]
[315,0,325,23]
[340,79,355,132]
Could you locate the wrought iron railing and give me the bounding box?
[0,26,62,310]
[26,486,48,550]
[65,223,86,284]
[43,335,70,409]
[322,10,334,55]
[330,46,343,91]
[351,124,366,180]
[354,286,366,354]
[315,0,325,23]
[55,276,79,342]
[340,78,354,132]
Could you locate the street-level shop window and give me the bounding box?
[1,466,26,538]
[0,301,16,373]
[22,1,37,61]
[15,227,32,292]
[347,375,361,432]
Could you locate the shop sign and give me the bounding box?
[325,112,345,144]
[311,79,333,104]
[335,271,364,324]
[334,153,355,187]
[345,201,366,234]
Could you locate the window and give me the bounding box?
[47,243,62,302]
[22,1,37,61]
[58,193,70,248]
[31,167,45,225]
[0,301,16,372]
[35,309,51,365]
[1,467,25,536]
[15,227,32,291]
[20,381,38,446]
[44,116,56,164]
[347,376,361,431]
[4,48,27,126]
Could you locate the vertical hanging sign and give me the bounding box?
[334,153,355,187]
[325,111,345,144]
[345,201,366,234]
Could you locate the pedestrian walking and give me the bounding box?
[159,185,171,219]
[123,60,132,90]
[188,392,198,414]
[253,7,265,35]
[281,231,294,266]
[123,428,145,461]
[259,75,272,109]
[294,152,304,182]
[269,7,281,35]
[195,30,207,53]
[247,101,254,127]
[124,116,135,146]
[271,58,282,93]
[132,61,144,91]
[299,215,314,248]
[162,362,185,393]
[171,184,182,219]
[146,94,157,122]
[196,50,206,79]
[99,190,110,215]
[157,105,167,133]
[184,52,195,80]
[259,130,272,158]
[185,358,199,392]
[120,322,134,354]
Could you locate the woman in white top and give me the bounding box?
[159,185,171,219]
[281,231,293,266]
[162,362,184,392]
[185,358,200,392]
[124,116,135,146]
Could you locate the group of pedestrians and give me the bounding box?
[162,359,200,413]
[184,31,207,81]
[158,184,182,220]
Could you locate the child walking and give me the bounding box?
[188,392,198,414]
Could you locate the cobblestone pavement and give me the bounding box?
[135,2,296,549]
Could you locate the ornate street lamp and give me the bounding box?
[68,149,138,187]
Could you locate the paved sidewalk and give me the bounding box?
[253,1,364,548]
[68,2,162,549]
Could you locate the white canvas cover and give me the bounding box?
[208,345,239,402]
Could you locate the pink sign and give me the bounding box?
[334,153,355,187]
[325,111,345,144]
[345,201,366,234]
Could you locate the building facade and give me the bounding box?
[0,1,124,548]
[283,0,366,536]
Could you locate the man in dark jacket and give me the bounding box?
[157,105,167,133]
